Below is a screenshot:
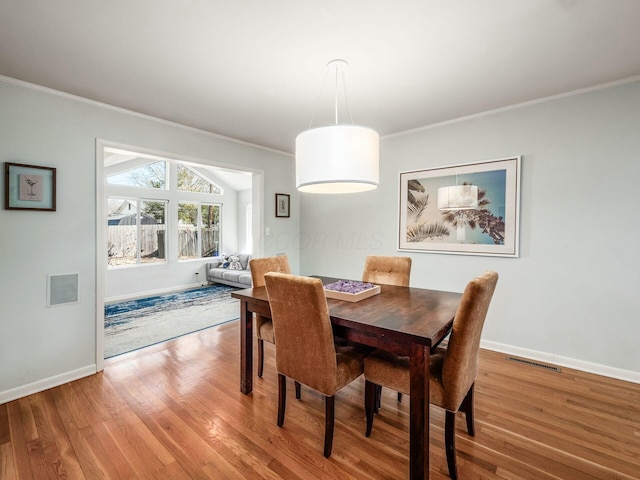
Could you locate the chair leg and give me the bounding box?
[445,410,458,480]
[295,381,301,399]
[364,380,377,437]
[324,395,335,457]
[376,387,403,408]
[257,339,265,378]
[277,373,286,427]
[461,383,475,436]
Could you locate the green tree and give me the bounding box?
[141,201,166,222]
[178,164,221,194]
[201,204,219,227]
[178,203,198,225]
[128,161,166,188]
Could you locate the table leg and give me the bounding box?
[409,343,430,480]
[240,301,253,394]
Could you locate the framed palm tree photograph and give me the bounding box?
[398,156,521,257]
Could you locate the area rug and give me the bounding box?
[104,284,239,358]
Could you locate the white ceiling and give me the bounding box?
[1,1,640,154]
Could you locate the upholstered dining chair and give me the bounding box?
[249,256,291,378]
[362,255,412,287]
[264,272,369,457]
[363,271,498,480]
[362,254,412,403]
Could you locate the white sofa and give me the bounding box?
[206,253,252,288]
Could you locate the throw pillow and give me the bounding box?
[236,253,251,270]
[209,259,222,268]
[229,255,242,270]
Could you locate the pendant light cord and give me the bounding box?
[334,66,339,125]
[307,60,354,129]
[338,64,354,125]
[307,69,330,129]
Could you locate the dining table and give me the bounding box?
[231,276,462,480]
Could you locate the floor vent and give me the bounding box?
[506,356,561,372]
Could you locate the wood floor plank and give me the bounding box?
[90,421,138,479]
[49,386,122,480]
[0,404,10,445]
[38,390,86,480]
[5,401,33,480]
[0,441,17,480]
[1,321,639,479]
[100,412,186,479]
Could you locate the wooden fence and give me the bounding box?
[108,225,219,264]
[178,226,219,259]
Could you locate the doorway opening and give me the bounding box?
[96,141,263,368]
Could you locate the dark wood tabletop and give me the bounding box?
[231,275,462,480]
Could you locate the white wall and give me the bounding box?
[300,79,640,381]
[0,78,298,402]
[237,189,252,254]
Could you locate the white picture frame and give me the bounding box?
[398,156,521,257]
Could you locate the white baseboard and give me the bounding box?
[0,364,97,405]
[105,282,205,304]
[482,340,640,384]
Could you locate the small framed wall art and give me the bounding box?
[5,162,57,211]
[275,193,290,218]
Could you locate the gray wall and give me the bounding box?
[300,79,640,380]
[0,78,297,401]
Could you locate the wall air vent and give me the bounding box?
[47,273,80,307]
[506,356,561,372]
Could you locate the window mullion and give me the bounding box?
[136,200,142,264]
[197,202,202,258]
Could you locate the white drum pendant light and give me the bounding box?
[296,60,379,194]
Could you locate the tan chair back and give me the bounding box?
[362,255,412,287]
[264,272,338,396]
[441,271,498,411]
[250,256,291,287]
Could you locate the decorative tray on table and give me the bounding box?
[323,280,381,303]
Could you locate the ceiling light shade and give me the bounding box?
[437,185,479,210]
[296,125,379,194]
[295,59,379,194]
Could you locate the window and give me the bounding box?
[108,198,167,266]
[178,202,221,260]
[177,164,222,194]
[107,160,167,189]
[201,203,221,257]
[104,147,235,268]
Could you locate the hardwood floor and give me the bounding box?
[1,321,639,479]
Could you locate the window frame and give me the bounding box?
[177,201,222,261]
[107,197,168,268]
[106,156,169,190]
[105,152,225,268]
